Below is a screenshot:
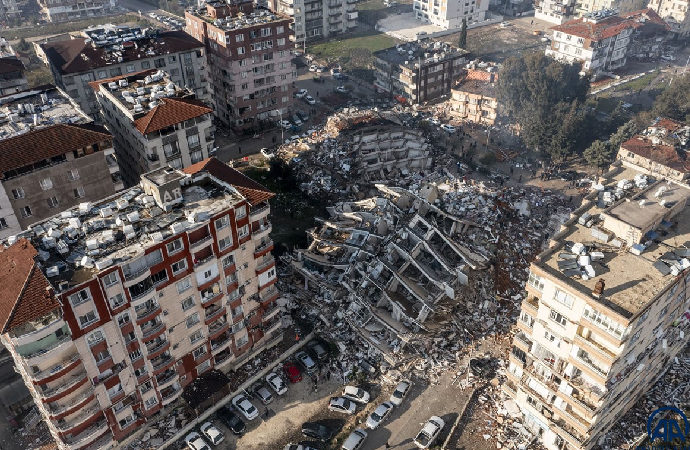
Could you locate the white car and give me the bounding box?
[366,402,394,429]
[342,386,370,404]
[185,431,211,450]
[304,95,316,105]
[328,397,356,414]
[440,124,456,134]
[260,148,275,159]
[414,416,445,448]
[500,21,511,27]
[200,422,224,446]
[309,64,318,72]
[335,86,348,94]
[390,380,412,406]
[231,394,259,421]
[427,117,440,126]
[296,88,308,99]
[279,119,292,129]
[254,385,274,405]
[342,428,368,450]
[266,372,288,395]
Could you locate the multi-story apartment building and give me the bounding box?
[574,0,646,17]
[0,37,28,96]
[40,25,209,118]
[36,0,113,22]
[535,0,577,24]
[373,40,467,105]
[92,69,215,188]
[505,162,690,449]
[0,0,21,22]
[546,10,634,77]
[449,67,499,125]
[0,85,122,241]
[616,118,690,183]
[0,157,280,449]
[413,0,488,29]
[623,8,670,59]
[648,0,690,35]
[185,2,296,128]
[269,0,358,43]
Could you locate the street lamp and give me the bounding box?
[275,108,284,144]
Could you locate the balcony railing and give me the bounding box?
[141,321,165,339]
[24,334,72,361]
[152,354,173,370]
[576,352,609,378]
[205,305,224,321]
[256,256,275,272]
[49,391,94,417]
[124,266,150,282]
[261,285,279,301]
[32,354,81,382]
[201,288,223,305]
[194,253,215,267]
[514,332,533,349]
[574,333,616,361]
[65,418,108,447]
[136,304,161,321]
[250,203,270,218]
[41,370,87,399]
[146,338,168,355]
[211,333,231,351]
[254,239,274,255]
[56,405,101,432]
[156,369,177,386]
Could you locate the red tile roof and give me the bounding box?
[133,97,213,135]
[183,157,275,205]
[621,136,690,173]
[0,239,60,334]
[40,31,203,75]
[0,123,111,177]
[654,118,683,133]
[622,8,670,31]
[551,15,634,41]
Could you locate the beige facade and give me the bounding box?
[648,0,690,34]
[449,69,498,125]
[270,0,358,42]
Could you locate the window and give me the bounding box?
[155,58,165,68]
[193,344,207,359]
[140,381,153,394]
[191,150,203,164]
[553,289,574,309]
[95,350,111,364]
[236,334,249,347]
[215,215,230,230]
[11,188,24,199]
[126,64,135,73]
[238,225,249,239]
[277,38,285,46]
[223,255,235,268]
[171,258,187,275]
[186,312,200,328]
[236,34,244,42]
[181,296,195,311]
[141,61,151,69]
[39,178,53,190]
[67,169,80,180]
[109,293,125,309]
[97,70,107,79]
[74,187,85,198]
[203,269,213,279]
[266,268,276,279]
[232,305,243,318]
[167,238,183,255]
[103,272,118,287]
[238,47,245,55]
[197,359,211,373]
[69,289,91,306]
[151,269,168,285]
[628,329,642,345]
[87,330,104,346]
[543,330,561,347]
[168,55,177,63]
[186,134,200,149]
[47,196,59,208]
[226,275,238,286]
[190,329,204,344]
[527,272,544,291]
[129,349,142,361]
[0,218,7,229]
[134,366,147,378]
[549,309,567,327]
[235,205,247,219]
[583,305,625,338]
[109,67,122,77]
[145,396,158,409]
[79,310,98,328]
[177,277,192,293]
[163,142,179,158]
[277,26,284,34]
[232,321,245,334]
[219,236,233,250]
[117,312,130,327]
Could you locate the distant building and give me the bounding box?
[373,40,467,105]
[0,85,122,240]
[413,0,489,29]
[546,10,635,76]
[36,0,114,22]
[269,0,358,42]
[575,0,646,18]
[40,25,209,118]
[0,38,27,96]
[0,0,21,22]
[617,118,690,183]
[92,69,215,187]
[534,0,576,24]
[185,2,295,128]
[623,8,670,59]
[648,0,690,35]
[449,67,499,125]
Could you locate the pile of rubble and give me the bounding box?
[123,406,193,450]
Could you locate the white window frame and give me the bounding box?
[87,330,105,346]
[549,309,567,327]
[103,272,119,287]
[109,293,125,309]
[69,288,92,307]
[40,177,53,190]
[190,329,204,344]
[167,238,184,255]
[219,236,233,250]
[186,312,200,328]
[171,258,188,275]
[192,344,206,359]
[68,169,80,181]
[235,205,247,219]
[553,289,574,309]
[177,277,192,294]
[11,188,24,199]
[181,295,195,311]
[238,225,249,239]
[527,272,544,291]
[215,215,230,230]
[79,310,99,329]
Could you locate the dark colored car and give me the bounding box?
[283,361,303,383]
[301,422,334,441]
[216,406,246,435]
[307,340,328,362]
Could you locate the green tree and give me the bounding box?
[584,140,615,172]
[653,73,690,123]
[459,19,467,49]
[608,119,641,152]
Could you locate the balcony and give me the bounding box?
[264,317,281,335]
[250,203,270,219]
[263,301,280,320]
[136,304,162,324]
[190,228,212,249]
[260,285,279,302]
[574,351,609,379]
[146,339,170,359]
[209,319,230,339]
[550,420,585,447]
[41,370,88,402]
[128,278,154,301]
[156,369,178,388]
[56,405,101,432]
[256,256,275,273]
[214,349,233,366]
[205,305,226,325]
[152,353,173,371]
[574,333,616,361]
[201,285,223,305]
[49,391,95,419]
[10,313,63,347]
[141,320,165,339]
[514,332,533,352]
[522,296,539,313]
[254,239,274,256]
[64,418,108,448]
[32,354,81,383]
[252,223,272,239]
[161,385,182,406]
[24,334,72,364]
[211,331,232,352]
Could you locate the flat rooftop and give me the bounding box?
[606,181,690,231]
[14,169,245,289]
[81,24,146,47]
[537,166,690,319]
[187,7,286,30]
[374,40,466,68]
[453,79,497,97]
[0,85,88,141]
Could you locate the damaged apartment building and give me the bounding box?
[291,183,488,361]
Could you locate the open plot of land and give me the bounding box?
[4,14,151,41]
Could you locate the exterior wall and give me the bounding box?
[0,183,20,240]
[449,89,497,124]
[547,27,632,75]
[648,0,690,35]
[50,49,209,118]
[0,0,22,20]
[2,145,118,231]
[616,147,690,183]
[185,13,296,128]
[413,0,488,29]
[0,67,28,96]
[535,0,576,24]
[36,0,113,22]
[272,0,358,42]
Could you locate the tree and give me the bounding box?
[459,19,467,49]
[608,119,641,152]
[653,74,690,123]
[584,140,615,172]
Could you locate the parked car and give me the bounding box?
[342,386,370,404]
[328,397,356,414]
[414,416,445,448]
[284,444,319,450]
[390,380,412,406]
[283,361,302,383]
[279,119,292,129]
[366,402,394,429]
[216,406,246,435]
[316,65,325,73]
[500,21,511,27]
[295,351,317,374]
[342,428,368,450]
[266,372,288,395]
[330,66,341,75]
[292,115,303,126]
[427,117,440,125]
[309,64,318,72]
[304,95,316,105]
[307,340,328,361]
[254,385,274,405]
[260,148,275,159]
[185,432,211,450]
[335,86,348,94]
[296,88,308,98]
[231,394,259,421]
[200,422,224,446]
[297,110,310,122]
[440,124,456,133]
[301,422,334,441]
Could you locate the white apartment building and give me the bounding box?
[648,0,690,35]
[0,159,280,449]
[535,0,577,24]
[270,0,358,42]
[546,10,634,76]
[506,162,690,449]
[92,70,215,187]
[413,0,488,29]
